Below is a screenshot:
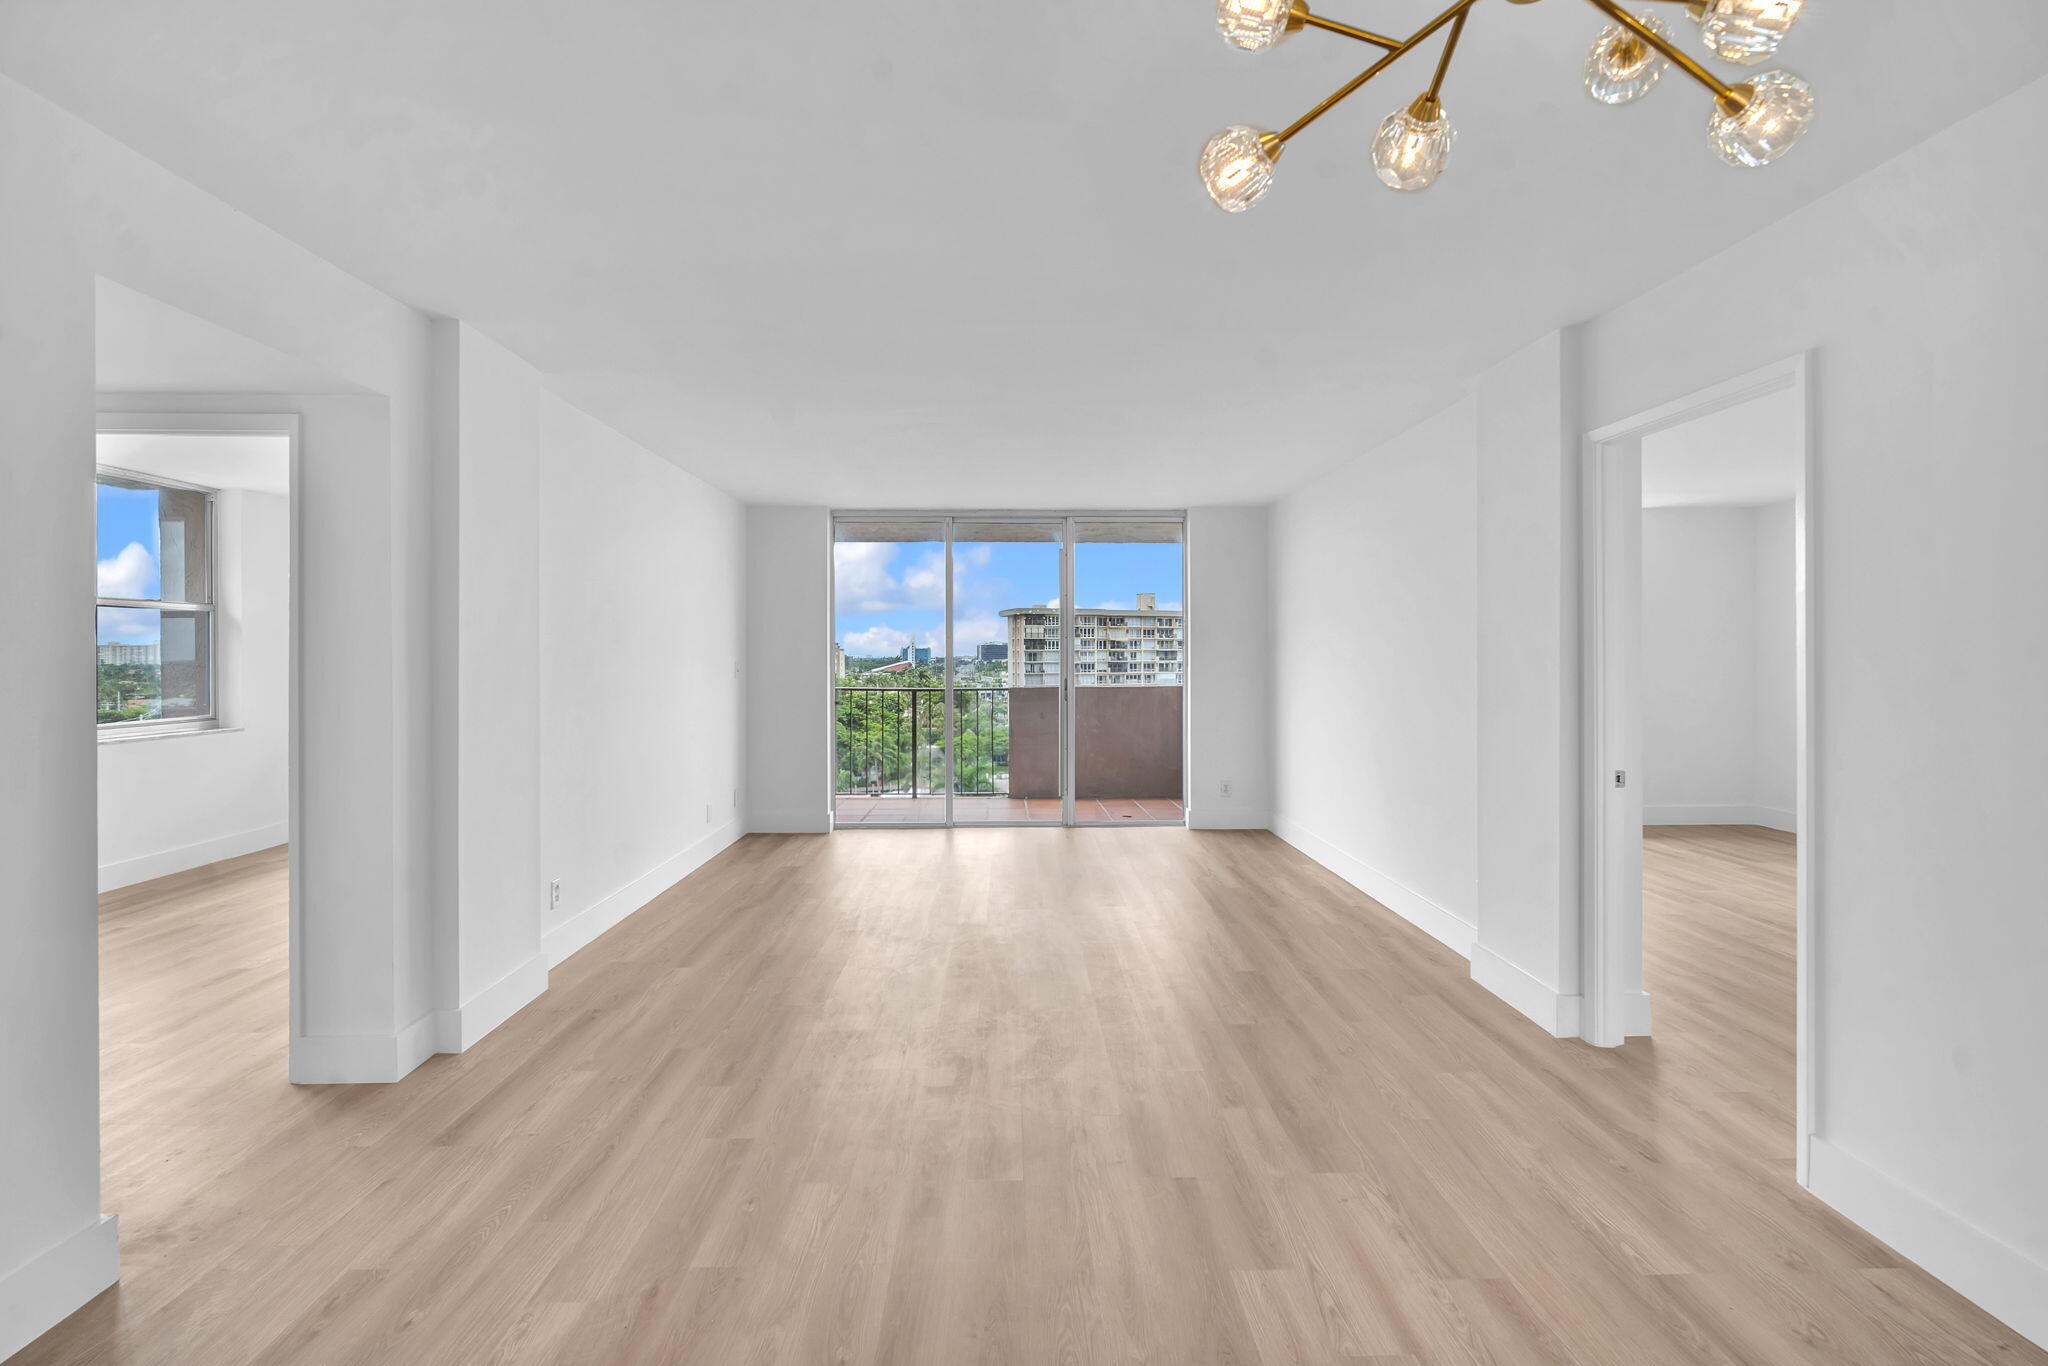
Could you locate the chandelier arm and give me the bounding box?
[1276,0,1480,145]
[1298,12,1403,51]
[1581,0,1749,112]
[1425,4,1470,102]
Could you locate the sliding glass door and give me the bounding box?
[1071,521,1186,824]
[831,514,1185,828]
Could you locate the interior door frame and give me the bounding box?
[828,510,1187,830]
[1579,352,1817,1182]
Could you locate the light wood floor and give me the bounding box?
[21,828,2043,1364]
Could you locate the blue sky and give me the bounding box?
[95,484,165,644]
[834,538,1183,658]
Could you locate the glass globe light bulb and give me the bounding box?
[1584,12,1671,105]
[1199,125,1281,212]
[1371,97,1455,192]
[1217,0,1297,52]
[1708,69,1815,167]
[1697,0,1804,66]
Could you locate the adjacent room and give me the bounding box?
[4,2,2047,1363]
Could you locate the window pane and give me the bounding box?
[1072,523,1183,822]
[97,607,211,724]
[952,522,1061,824]
[833,521,945,824]
[95,477,211,604]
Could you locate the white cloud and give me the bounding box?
[951,612,1005,650]
[96,605,159,642]
[97,541,155,598]
[843,624,913,657]
[833,542,950,613]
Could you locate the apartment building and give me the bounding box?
[1001,592,1184,686]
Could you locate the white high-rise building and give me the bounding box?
[1000,592,1182,687]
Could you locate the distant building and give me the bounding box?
[976,642,1008,663]
[97,642,160,667]
[865,659,915,676]
[833,643,846,678]
[1000,592,1183,687]
[898,644,933,665]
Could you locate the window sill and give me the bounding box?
[97,724,243,746]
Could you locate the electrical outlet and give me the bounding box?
[732,787,738,809]
[548,879,561,910]
[1219,778,1233,798]
[705,803,712,823]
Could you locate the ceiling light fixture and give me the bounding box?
[1200,0,1815,211]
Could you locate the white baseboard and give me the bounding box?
[543,820,743,968]
[289,950,545,1085]
[1808,1137,2048,1351]
[1619,988,1653,1037]
[1470,945,1581,1037]
[289,1028,421,1085]
[1270,815,1476,957]
[0,1214,118,1361]
[750,809,831,834]
[98,822,288,892]
[1186,808,1272,831]
[438,953,548,1052]
[1644,803,1796,834]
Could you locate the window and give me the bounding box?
[96,469,215,733]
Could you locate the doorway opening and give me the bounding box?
[830,514,1187,828]
[1582,354,1815,1178]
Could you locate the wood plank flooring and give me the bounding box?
[18,827,2043,1364]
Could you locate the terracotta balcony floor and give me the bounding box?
[833,795,1184,826]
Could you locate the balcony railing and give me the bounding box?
[834,683,1186,802]
[834,687,1012,798]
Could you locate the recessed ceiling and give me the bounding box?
[1641,384,1799,508]
[8,1,2045,507]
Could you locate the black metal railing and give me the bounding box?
[834,687,1012,797]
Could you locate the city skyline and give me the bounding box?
[834,537,1182,662]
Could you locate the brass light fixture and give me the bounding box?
[1200,0,1814,211]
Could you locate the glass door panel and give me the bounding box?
[833,520,947,826]
[1070,522,1186,824]
[950,521,1064,824]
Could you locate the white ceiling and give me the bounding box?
[98,431,292,496]
[8,1,2045,507]
[1641,384,1799,508]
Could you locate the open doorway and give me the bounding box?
[1582,355,1815,1176]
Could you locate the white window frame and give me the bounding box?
[94,464,220,739]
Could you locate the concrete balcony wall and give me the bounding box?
[1009,685,1183,800]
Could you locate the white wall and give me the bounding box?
[97,484,291,890]
[1641,504,1795,832]
[745,506,832,833]
[1271,400,1480,952]
[538,389,744,965]
[1752,501,1796,822]
[1473,333,1584,1032]
[1186,506,1271,830]
[431,321,546,1052]
[1,75,755,1357]
[1264,73,2048,1346]
[1,72,435,1358]
[1578,73,2048,1346]
[429,322,751,1046]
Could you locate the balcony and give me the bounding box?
[834,685,1184,826]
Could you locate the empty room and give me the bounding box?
[4,2,2046,1363]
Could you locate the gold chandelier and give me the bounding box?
[1200,0,1814,211]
